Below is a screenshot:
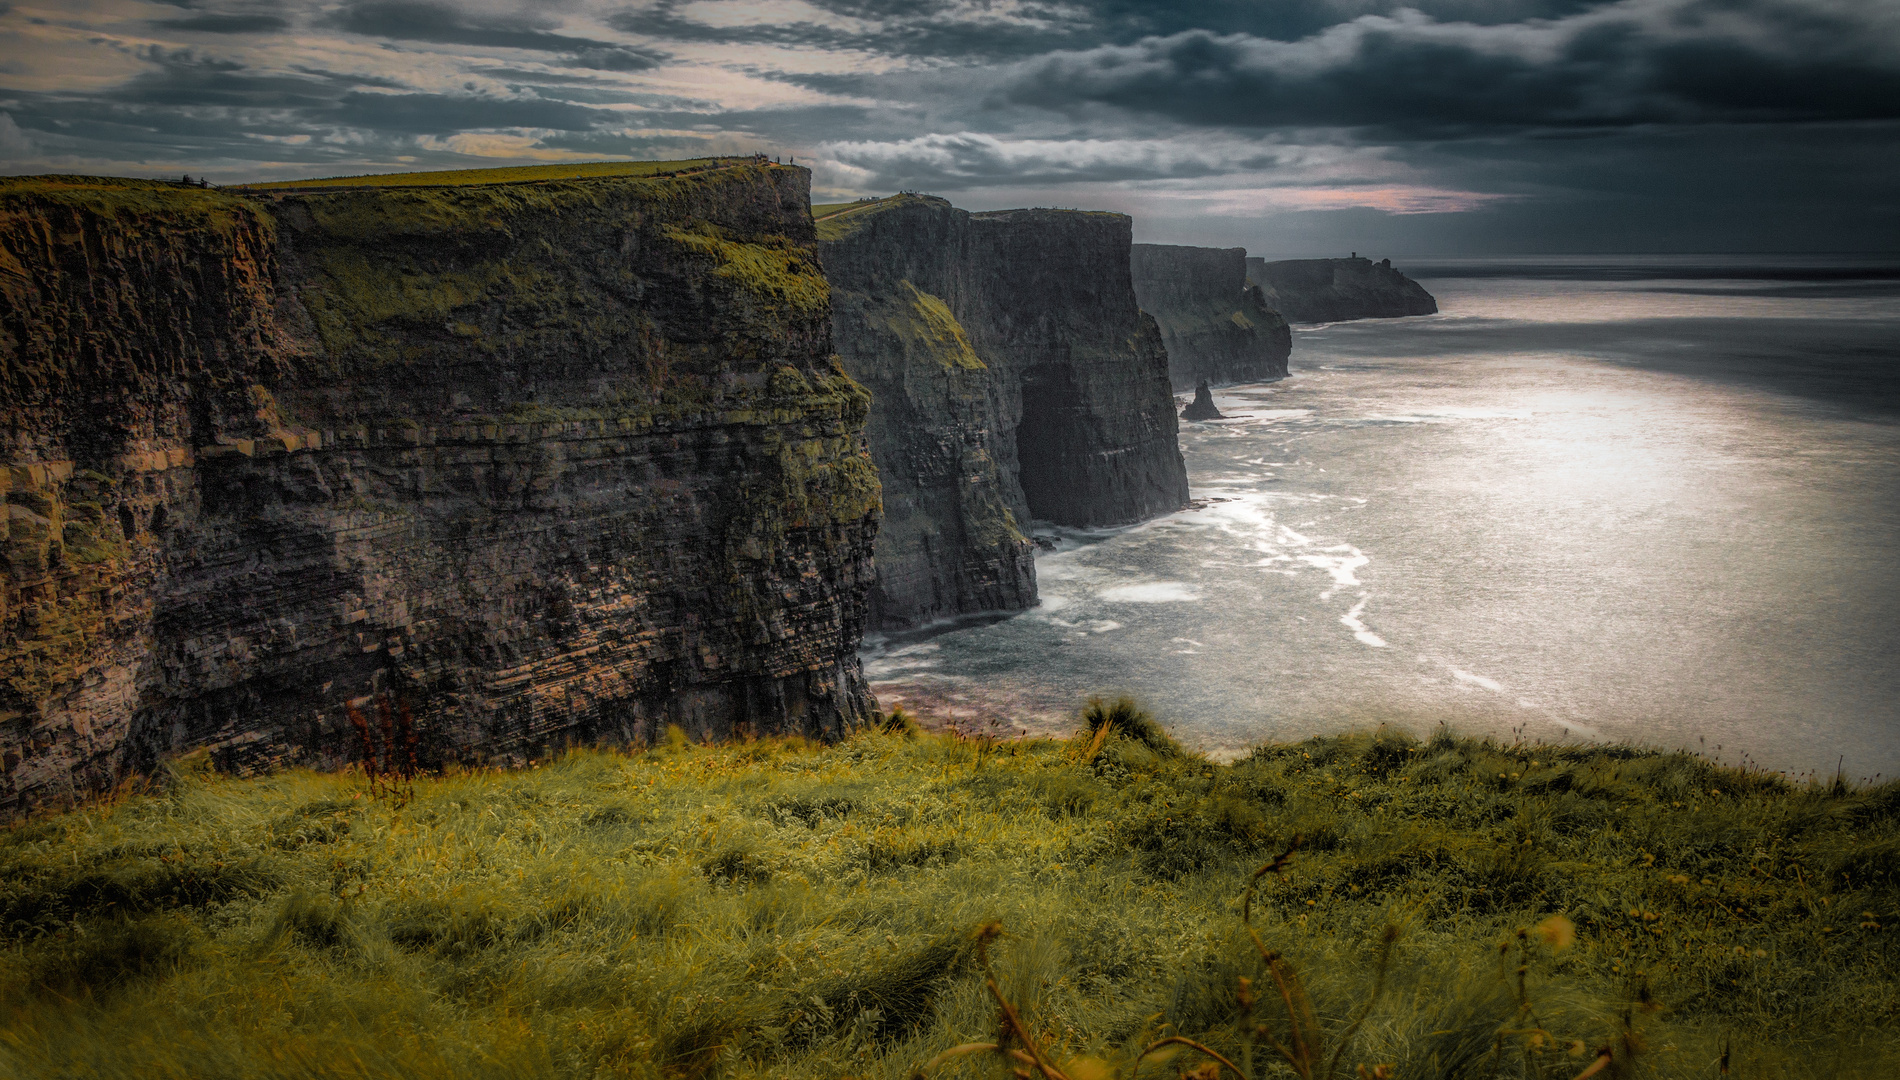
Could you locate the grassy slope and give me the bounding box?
[1,714,1895,1080]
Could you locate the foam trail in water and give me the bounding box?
[1099,582,1202,603]
[1450,666,1504,692]
[1341,593,1389,647]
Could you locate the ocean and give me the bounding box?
[861,255,1900,780]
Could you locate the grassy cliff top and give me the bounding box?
[0,175,259,215]
[813,194,951,242]
[239,158,750,190]
[2,705,1894,1079]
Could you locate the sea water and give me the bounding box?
[861,256,1900,779]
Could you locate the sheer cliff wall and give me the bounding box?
[1244,256,1437,323]
[819,196,1188,630]
[0,166,880,813]
[1130,244,1289,389]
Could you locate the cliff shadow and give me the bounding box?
[1013,363,1094,525]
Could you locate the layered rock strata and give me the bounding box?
[0,165,880,813]
[1130,244,1290,389]
[819,196,1188,630]
[1244,256,1437,323]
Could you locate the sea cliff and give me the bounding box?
[1245,255,1437,323]
[820,196,1188,630]
[1130,243,1289,389]
[0,164,880,813]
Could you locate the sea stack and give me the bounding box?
[1181,380,1224,421]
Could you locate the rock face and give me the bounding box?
[1130,244,1289,389]
[1245,256,1438,323]
[820,196,1189,630]
[1181,381,1224,421]
[0,165,880,814]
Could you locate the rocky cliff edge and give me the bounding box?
[819,195,1188,630]
[0,163,880,813]
[1130,243,1290,389]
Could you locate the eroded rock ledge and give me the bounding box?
[819,195,1189,631]
[0,164,880,813]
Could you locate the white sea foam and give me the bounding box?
[1090,620,1124,633]
[1340,594,1389,647]
[1450,667,1504,693]
[1300,547,1368,598]
[1098,582,1202,603]
[862,641,945,678]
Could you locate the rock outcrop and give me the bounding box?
[1181,381,1224,421]
[1130,244,1289,389]
[1244,256,1437,323]
[819,196,1188,630]
[0,164,880,813]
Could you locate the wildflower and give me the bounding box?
[1534,914,1576,952]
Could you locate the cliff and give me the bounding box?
[819,196,1188,630]
[0,163,880,813]
[1244,256,1437,323]
[1129,244,1289,389]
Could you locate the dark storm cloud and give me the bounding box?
[607,0,1100,62]
[822,130,1296,190]
[2,47,619,166]
[105,50,387,109]
[331,92,616,134]
[155,14,293,34]
[605,0,1640,61]
[330,1,667,69]
[1002,0,1900,134]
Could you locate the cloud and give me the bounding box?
[818,130,1296,188]
[156,14,293,34]
[1003,0,1900,134]
[0,0,1893,250]
[0,112,32,157]
[331,91,619,134]
[607,0,1101,61]
[330,1,667,69]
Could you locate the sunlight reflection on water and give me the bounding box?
[862,260,1900,780]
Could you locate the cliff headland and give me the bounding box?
[1130,243,1290,389]
[1,167,1206,810]
[819,195,1188,631]
[0,163,880,812]
[1246,255,1438,323]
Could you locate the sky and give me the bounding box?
[1,0,1896,254]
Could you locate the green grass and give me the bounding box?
[2,705,1896,1079]
[239,159,742,190]
[811,201,865,219]
[814,195,925,241]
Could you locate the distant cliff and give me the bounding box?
[0,164,880,813]
[1245,256,1437,323]
[820,196,1188,630]
[1130,244,1289,389]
